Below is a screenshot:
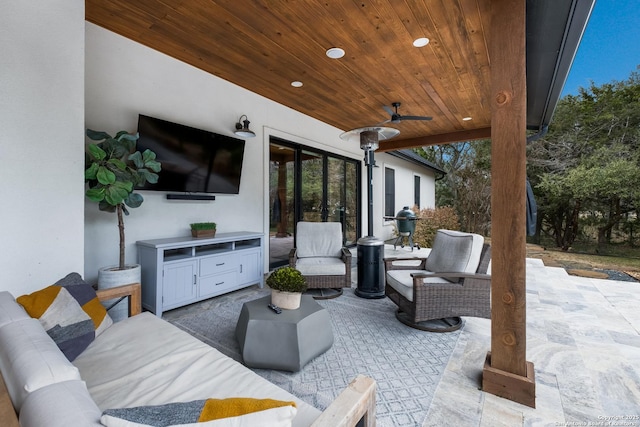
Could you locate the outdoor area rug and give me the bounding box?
[167,287,461,427]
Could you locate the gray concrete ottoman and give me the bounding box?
[235,295,333,372]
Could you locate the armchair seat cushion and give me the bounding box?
[386,270,453,302]
[295,257,347,276]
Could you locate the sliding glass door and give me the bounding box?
[269,138,360,268]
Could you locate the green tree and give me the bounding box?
[529,69,640,249]
[417,140,491,235]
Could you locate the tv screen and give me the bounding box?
[136,114,245,194]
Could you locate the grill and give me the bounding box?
[386,206,420,251]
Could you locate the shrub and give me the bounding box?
[412,206,460,248]
[190,222,217,231]
[266,267,307,293]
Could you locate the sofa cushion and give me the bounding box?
[101,398,297,427]
[424,230,484,274]
[295,222,343,258]
[19,380,102,427]
[0,291,30,328]
[294,257,346,276]
[73,312,321,427]
[0,318,82,410]
[386,270,453,302]
[16,273,113,361]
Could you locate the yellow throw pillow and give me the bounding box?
[17,273,112,361]
[101,397,297,427]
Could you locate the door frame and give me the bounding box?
[268,136,361,269]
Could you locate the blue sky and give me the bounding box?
[561,0,640,96]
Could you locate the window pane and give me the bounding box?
[385,167,395,217]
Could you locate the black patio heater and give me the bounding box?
[340,126,400,298]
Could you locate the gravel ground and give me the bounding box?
[596,269,639,282]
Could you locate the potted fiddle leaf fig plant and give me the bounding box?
[266,266,307,310]
[85,128,161,319]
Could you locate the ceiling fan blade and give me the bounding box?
[401,115,433,121]
[382,105,395,116]
[375,119,391,125]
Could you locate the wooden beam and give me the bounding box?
[377,127,491,152]
[311,375,376,427]
[96,282,142,317]
[482,0,535,408]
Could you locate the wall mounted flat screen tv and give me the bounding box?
[136,114,245,194]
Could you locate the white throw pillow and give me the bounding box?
[0,318,81,410]
[19,380,102,427]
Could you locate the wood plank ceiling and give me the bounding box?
[86,0,492,147]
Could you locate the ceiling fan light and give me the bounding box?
[326,47,345,59]
[413,37,430,47]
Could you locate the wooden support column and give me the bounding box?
[482,0,535,408]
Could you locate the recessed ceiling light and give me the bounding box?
[413,37,430,48]
[462,117,472,121]
[326,47,345,59]
[291,81,303,88]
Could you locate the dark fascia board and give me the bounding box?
[526,0,595,131]
[386,149,446,176]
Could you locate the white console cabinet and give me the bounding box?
[136,232,264,316]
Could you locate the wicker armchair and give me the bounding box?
[384,229,491,332]
[289,221,352,299]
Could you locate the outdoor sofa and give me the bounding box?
[0,280,375,427]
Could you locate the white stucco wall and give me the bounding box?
[84,24,366,281]
[0,11,438,297]
[0,0,85,296]
[375,154,438,241]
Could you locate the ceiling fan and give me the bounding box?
[379,102,432,124]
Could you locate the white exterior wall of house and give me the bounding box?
[84,24,365,282]
[0,8,438,297]
[0,0,86,296]
[376,155,438,241]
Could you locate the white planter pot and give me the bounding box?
[98,264,141,322]
[271,289,302,310]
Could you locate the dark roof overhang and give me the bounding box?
[526,0,596,131]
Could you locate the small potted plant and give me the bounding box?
[190,222,217,238]
[267,266,307,310]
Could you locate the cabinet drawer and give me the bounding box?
[199,254,236,276]
[199,271,237,298]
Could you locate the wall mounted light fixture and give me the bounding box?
[234,115,256,138]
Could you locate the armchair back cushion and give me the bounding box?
[295,222,343,258]
[425,230,484,274]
